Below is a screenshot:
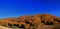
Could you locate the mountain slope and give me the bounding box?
[0,14,60,29]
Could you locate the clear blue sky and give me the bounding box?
[0,0,60,18]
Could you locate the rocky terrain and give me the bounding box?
[0,14,60,29]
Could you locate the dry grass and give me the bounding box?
[0,26,12,29]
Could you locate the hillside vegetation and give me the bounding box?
[0,14,60,29]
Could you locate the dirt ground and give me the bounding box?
[0,26,12,29]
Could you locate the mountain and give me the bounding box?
[0,14,60,29]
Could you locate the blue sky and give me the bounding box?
[0,0,60,18]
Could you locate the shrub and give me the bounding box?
[3,24,8,27]
[12,26,20,29]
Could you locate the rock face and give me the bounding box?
[0,14,60,29]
